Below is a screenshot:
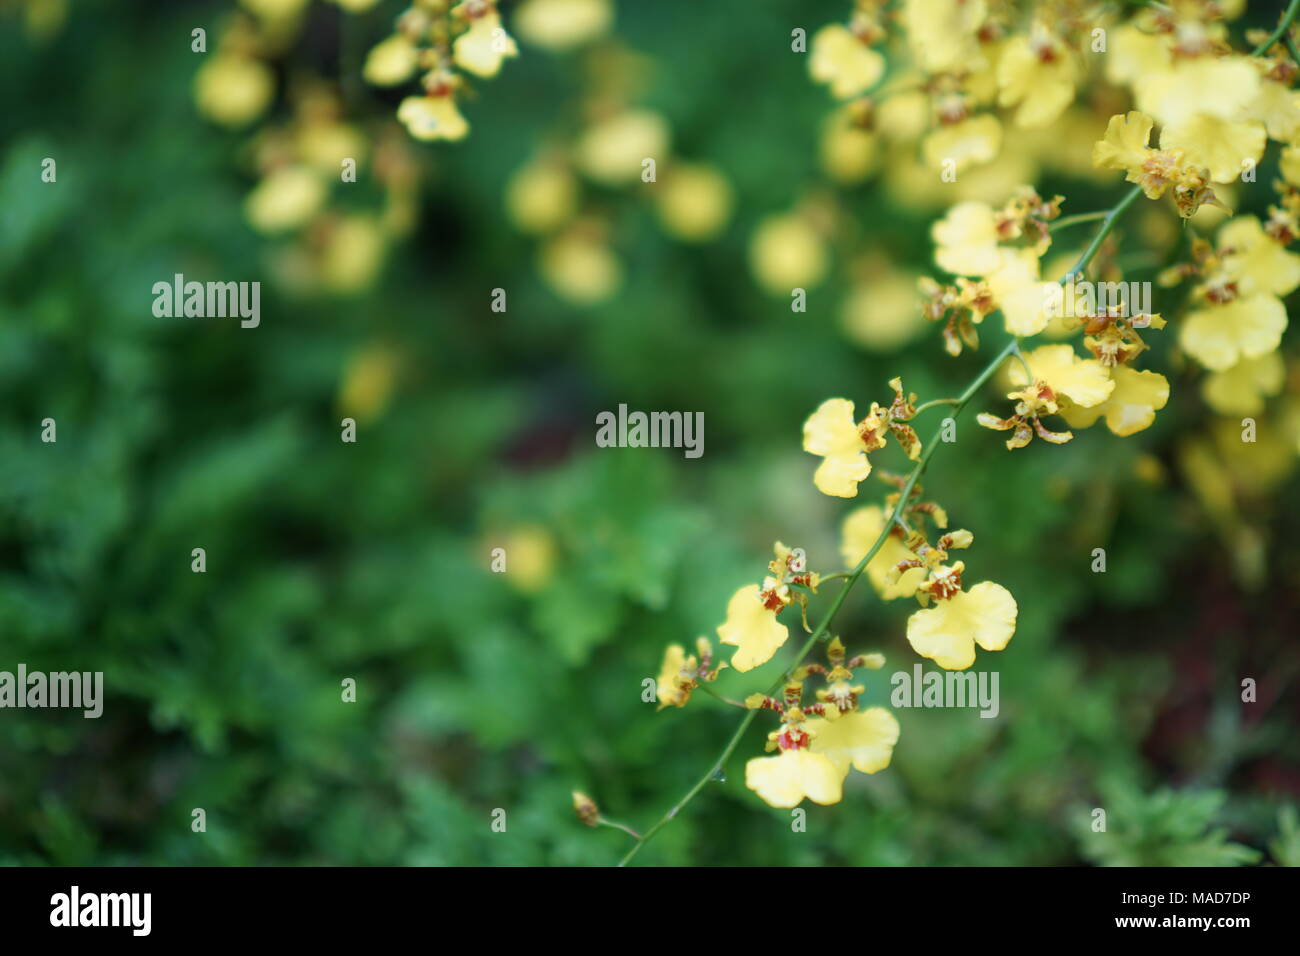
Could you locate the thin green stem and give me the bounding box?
[913,397,961,416]
[1286,34,1300,66]
[1049,210,1109,232]
[698,684,746,709]
[1010,341,1034,383]
[597,817,642,841]
[816,570,855,583]
[1251,0,1300,56]
[1060,184,1144,285]
[615,181,1145,866]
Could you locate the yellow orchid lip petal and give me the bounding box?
[717,584,790,673]
[907,581,1017,670]
[806,707,901,777]
[803,398,879,497]
[745,749,844,808]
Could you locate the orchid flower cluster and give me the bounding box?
[592,0,1300,865]
[363,0,519,142]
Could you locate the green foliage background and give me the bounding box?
[1,0,1297,866]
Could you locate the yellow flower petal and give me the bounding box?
[512,0,612,52]
[1218,216,1300,297]
[1135,57,1260,127]
[1061,366,1169,436]
[575,110,670,186]
[1092,110,1154,173]
[807,707,900,776]
[717,584,789,672]
[363,34,419,86]
[1104,24,1172,87]
[538,230,621,304]
[900,0,987,74]
[453,12,519,79]
[987,248,1054,337]
[1246,78,1300,142]
[840,505,926,599]
[750,212,828,294]
[906,581,1017,670]
[921,114,1002,176]
[194,55,274,128]
[1281,143,1300,187]
[803,398,871,497]
[397,95,469,141]
[744,749,843,808]
[244,166,327,233]
[1180,294,1288,371]
[653,163,732,242]
[1159,115,1265,184]
[997,32,1077,128]
[1202,352,1285,415]
[655,644,689,709]
[1010,344,1115,407]
[933,201,1001,276]
[809,24,884,99]
[506,158,578,233]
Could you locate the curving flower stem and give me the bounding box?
[615,184,1145,867]
[1048,210,1108,232]
[1252,0,1300,57]
[912,397,961,415]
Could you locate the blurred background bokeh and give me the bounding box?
[1,0,1298,865]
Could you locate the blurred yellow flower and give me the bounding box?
[1135,56,1259,127]
[839,267,925,351]
[900,0,987,74]
[244,166,327,234]
[1246,74,1300,141]
[398,94,469,142]
[320,215,386,293]
[539,228,622,304]
[338,345,399,423]
[656,644,694,710]
[1104,23,1172,87]
[1202,352,1284,416]
[194,55,274,127]
[932,201,1001,276]
[506,157,578,234]
[363,34,419,87]
[1281,143,1300,187]
[749,212,828,294]
[986,248,1053,337]
[512,0,612,52]
[1160,115,1265,184]
[997,26,1077,128]
[1180,295,1287,371]
[1218,216,1300,297]
[840,505,926,599]
[820,104,878,184]
[809,24,884,99]
[921,114,1002,176]
[500,524,556,593]
[805,707,900,776]
[652,162,732,242]
[575,110,669,186]
[453,9,519,79]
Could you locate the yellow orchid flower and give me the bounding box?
[906,576,1017,671]
[717,584,789,672]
